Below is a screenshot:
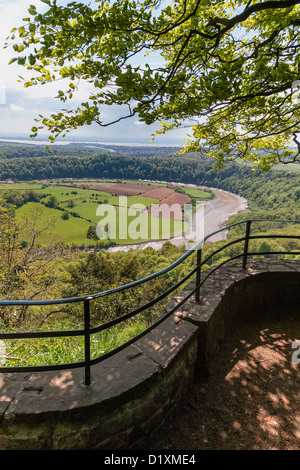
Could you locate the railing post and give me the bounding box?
[195,248,202,302]
[84,297,92,386]
[243,220,251,269]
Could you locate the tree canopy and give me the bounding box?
[6,0,300,170]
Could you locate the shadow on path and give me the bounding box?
[146,311,300,450]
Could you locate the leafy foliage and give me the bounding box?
[6,0,300,169]
[63,245,190,326]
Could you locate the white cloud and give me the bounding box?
[0,0,189,144]
[10,103,25,112]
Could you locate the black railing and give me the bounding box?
[0,219,299,385]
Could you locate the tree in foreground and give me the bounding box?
[6,0,300,170]
[0,198,67,327]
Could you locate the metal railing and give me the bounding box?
[0,219,299,385]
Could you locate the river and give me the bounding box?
[107,182,248,252]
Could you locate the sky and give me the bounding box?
[0,0,189,145]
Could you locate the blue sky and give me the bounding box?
[0,0,188,144]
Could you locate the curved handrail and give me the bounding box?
[0,218,299,384]
[1,218,298,306]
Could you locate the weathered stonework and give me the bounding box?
[0,258,299,450]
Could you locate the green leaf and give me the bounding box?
[28,7,37,16]
[29,54,36,65]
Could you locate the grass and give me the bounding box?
[271,162,300,172]
[2,179,211,246]
[236,157,300,173]
[0,183,41,191]
[2,317,150,368]
[16,202,92,245]
[95,206,187,244]
[15,200,187,245]
[181,187,213,199]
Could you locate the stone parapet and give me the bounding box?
[0,258,299,449]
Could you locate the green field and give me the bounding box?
[1,179,212,246]
[182,187,213,198]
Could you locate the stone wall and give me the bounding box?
[0,258,299,450]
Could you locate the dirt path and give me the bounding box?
[145,313,300,451]
[108,184,248,252]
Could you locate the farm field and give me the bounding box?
[0,179,212,247]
